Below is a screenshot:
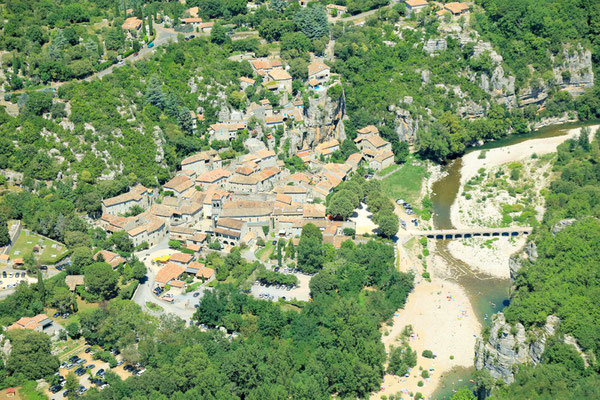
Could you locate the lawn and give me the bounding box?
[254,241,274,261]
[9,230,68,265]
[381,161,427,205]
[46,299,99,327]
[376,164,400,177]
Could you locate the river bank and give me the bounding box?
[374,239,481,399]
[450,124,600,230]
[377,122,600,399]
[445,124,600,279]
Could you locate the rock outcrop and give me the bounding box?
[389,105,419,142]
[551,218,576,235]
[302,89,346,149]
[424,38,447,54]
[553,45,594,92]
[474,313,560,384]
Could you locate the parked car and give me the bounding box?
[86,364,95,370]
[53,312,61,318]
[66,363,75,369]
[96,368,105,377]
[147,42,154,48]
[50,385,62,393]
[193,292,200,297]
[61,313,70,319]
[85,347,92,353]
[75,367,86,376]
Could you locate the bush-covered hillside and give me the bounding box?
[486,129,600,398]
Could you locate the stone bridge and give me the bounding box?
[412,226,533,240]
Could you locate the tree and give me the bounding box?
[145,75,165,109]
[110,231,133,253]
[451,387,477,400]
[309,269,337,296]
[211,24,230,46]
[22,91,53,116]
[84,262,119,300]
[64,372,79,397]
[36,269,46,305]
[295,6,330,40]
[0,212,10,246]
[271,0,287,13]
[328,192,356,220]
[178,106,195,135]
[297,223,324,273]
[23,251,38,273]
[6,330,59,380]
[50,287,74,313]
[66,321,81,339]
[377,211,399,238]
[132,261,147,281]
[387,344,416,376]
[70,247,93,275]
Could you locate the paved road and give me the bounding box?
[131,237,197,321]
[1,24,180,100]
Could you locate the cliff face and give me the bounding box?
[553,45,595,94]
[474,313,560,384]
[389,104,420,142]
[301,90,346,150]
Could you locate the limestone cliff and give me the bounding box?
[300,89,346,151]
[474,313,560,384]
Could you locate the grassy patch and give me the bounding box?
[376,164,400,177]
[9,230,68,265]
[19,380,47,400]
[145,301,163,312]
[255,241,274,261]
[382,161,427,205]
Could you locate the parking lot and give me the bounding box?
[0,268,34,290]
[250,268,311,302]
[46,346,138,400]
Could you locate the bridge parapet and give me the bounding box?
[412,227,532,240]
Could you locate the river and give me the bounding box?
[429,119,600,399]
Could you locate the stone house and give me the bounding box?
[181,150,222,175]
[308,61,330,85]
[101,185,150,216]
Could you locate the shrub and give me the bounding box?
[422,349,435,359]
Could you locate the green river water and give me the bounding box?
[429,120,600,399]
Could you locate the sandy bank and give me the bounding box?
[374,255,481,399]
[450,124,600,230]
[447,236,525,279]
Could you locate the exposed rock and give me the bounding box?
[421,70,430,84]
[474,313,560,384]
[392,107,419,142]
[303,90,345,149]
[508,255,521,282]
[188,77,198,93]
[552,218,576,235]
[458,101,485,119]
[524,241,538,262]
[424,38,447,54]
[553,45,594,90]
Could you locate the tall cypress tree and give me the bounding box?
[0,213,10,247]
[37,269,46,305]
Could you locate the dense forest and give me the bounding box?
[478,128,600,398]
[0,231,413,398]
[474,0,600,88]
